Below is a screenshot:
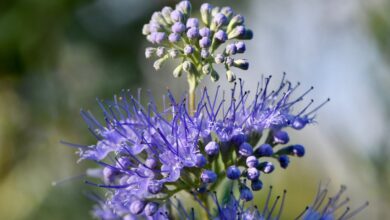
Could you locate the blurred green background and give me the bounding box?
[0,0,389,219]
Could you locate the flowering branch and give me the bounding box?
[143,1,252,114]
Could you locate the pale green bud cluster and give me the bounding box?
[142,1,253,86]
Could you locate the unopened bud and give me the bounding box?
[145,47,156,58]
[142,24,151,35]
[202,63,212,75]
[153,56,168,70]
[200,3,213,26]
[169,49,179,58]
[211,70,219,82]
[182,60,194,73]
[227,14,245,33]
[173,64,183,78]
[233,59,249,70]
[226,69,236,82]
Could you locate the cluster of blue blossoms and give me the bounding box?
[67,1,367,219]
[143,1,252,84]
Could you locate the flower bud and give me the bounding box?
[210,70,219,82]
[168,33,180,43]
[148,32,166,44]
[246,167,260,180]
[145,158,157,169]
[228,25,246,39]
[205,141,219,156]
[170,10,184,22]
[148,181,163,194]
[201,170,217,183]
[227,14,245,32]
[226,43,237,55]
[130,200,146,215]
[278,155,290,169]
[201,49,210,59]
[199,37,211,48]
[255,144,274,157]
[186,18,199,28]
[233,59,249,70]
[200,3,213,25]
[292,117,309,130]
[176,0,191,16]
[239,142,253,157]
[149,22,162,33]
[199,27,211,37]
[291,144,305,157]
[225,57,234,66]
[182,60,194,73]
[251,179,263,191]
[214,30,228,43]
[211,13,228,31]
[184,45,194,55]
[151,12,165,25]
[221,6,234,19]
[142,24,151,35]
[153,56,168,70]
[226,69,236,82]
[195,153,207,167]
[240,185,253,201]
[145,47,156,58]
[144,202,159,216]
[258,161,275,174]
[169,49,179,58]
[211,6,220,17]
[202,63,212,75]
[187,27,199,39]
[277,145,305,157]
[173,64,183,78]
[214,54,225,64]
[226,165,241,180]
[235,41,246,53]
[156,47,165,57]
[237,28,253,40]
[273,130,289,144]
[161,7,173,24]
[246,156,259,168]
[154,32,166,44]
[171,22,186,33]
[231,133,247,146]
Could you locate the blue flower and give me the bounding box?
[66,74,330,218]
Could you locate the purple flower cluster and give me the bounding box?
[142,1,253,83]
[69,75,331,218]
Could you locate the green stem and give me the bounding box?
[188,73,197,115]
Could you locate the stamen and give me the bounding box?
[305,98,330,116]
[85,180,135,189]
[51,174,86,186]
[267,195,280,219]
[294,206,309,220]
[275,190,287,220]
[343,202,369,220]
[262,185,273,216]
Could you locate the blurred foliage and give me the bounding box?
[367,1,390,219]
[368,2,390,64]
[0,0,91,75]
